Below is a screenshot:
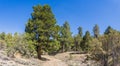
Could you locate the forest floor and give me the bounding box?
[0,50,100,66]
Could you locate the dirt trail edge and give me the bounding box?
[42,55,68,66]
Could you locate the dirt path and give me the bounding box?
[42,55,68,66]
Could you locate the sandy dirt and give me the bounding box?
[42,55,68,66]
[0,50,100,66]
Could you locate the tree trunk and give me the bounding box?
[103,54,108,66]
[62,44,65,52]
[37,46,42,59]
[62,41,65,52]
[75,42,77,51]
[112,53,115,66]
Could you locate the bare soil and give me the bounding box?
[41,55,68,66]
[0,50,100,66]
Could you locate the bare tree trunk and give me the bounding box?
[103,54,108,66]
[37,46,42,59]
[112,52,115,66]
[75,42,77,51]
[62,44,64,52]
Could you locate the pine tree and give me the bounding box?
[104,26,113,35]
[74,27,83,51]
[0,32,6,40]
[93,24,99,38]
[78,27,83,37]
[60,21,73,52]
[25,5,60,59]
[81,31,92,52]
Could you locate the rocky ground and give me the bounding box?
[0,50,100,66]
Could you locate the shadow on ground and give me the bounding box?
[41,57,50,61]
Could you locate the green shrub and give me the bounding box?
[0,40,6,50]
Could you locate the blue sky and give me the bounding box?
[0,0,120,35]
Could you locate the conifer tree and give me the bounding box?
[60,21,73,52]
[93,24,99,38]
[0,32,6,40]
[25,5,60,59]
[74,27,83,51]
[81,31,92,52]
[104,26,113,35]
[78,27,83,37]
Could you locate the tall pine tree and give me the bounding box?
[81,31,92,52]
[25,5,60,59]
[78,27,83,37]
[74,27,83,51]
[60,21,73,52]
[93,24,99,38]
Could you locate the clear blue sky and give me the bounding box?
[0,0,120,35]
